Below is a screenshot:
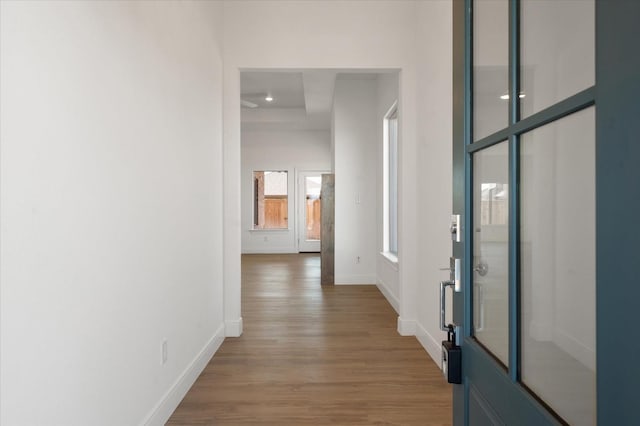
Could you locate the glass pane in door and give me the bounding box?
[304,176,321,241]
[473,0,509,141]
[472,141,509,366]
[521,0,595,118]
[520,107,595,425]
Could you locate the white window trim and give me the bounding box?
[383,100,399,256]
[380,251,399,270]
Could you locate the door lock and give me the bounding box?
[440,280,461,384]
[450,214,462,243]
[442,326,462,384]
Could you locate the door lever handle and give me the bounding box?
[440,280,456,332]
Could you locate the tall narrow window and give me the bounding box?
[384,104,399,256]
[253,171,288,229]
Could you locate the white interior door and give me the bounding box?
[298,171,326,252]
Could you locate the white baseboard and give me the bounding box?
[554,327,596,371]
[334,274,377,285]
[241,247,297,254]
[416,320,445,368]
[225,317,243,337]
[376,279,399,314]
[397,317,416,336]
[142,324,225,426]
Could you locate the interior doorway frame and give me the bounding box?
[222,67,419,339]
[297,170,329,253]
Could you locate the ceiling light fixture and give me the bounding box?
[499,93,526,100]
[265,95,274,102]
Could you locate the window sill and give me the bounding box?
[380,251,399,270]
[249,228,290,232]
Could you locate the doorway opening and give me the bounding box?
[297,171,326,253]
[238,68,400,296]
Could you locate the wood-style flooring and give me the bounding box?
[167,254,452,425]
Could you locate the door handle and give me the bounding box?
[439,257,462,292]
[440,280,455,332]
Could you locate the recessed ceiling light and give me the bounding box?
[499,93,526,100]
[265,95,274,102]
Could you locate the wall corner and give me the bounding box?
[397,316,417,336]
[225,317,243,337]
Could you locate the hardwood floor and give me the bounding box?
[167,254,452,425]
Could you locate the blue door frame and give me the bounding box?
[594,1,640,423]
[451,0,640,424]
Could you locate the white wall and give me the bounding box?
[241,130,331,253]
[333,76,378,285]
[376,73,401,311]
[223,0,420,337]
[0,3,457,423]
[414,0,455,363]
[0,2,225,425]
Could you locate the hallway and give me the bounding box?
[168,254,451,425]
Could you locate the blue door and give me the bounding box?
[451,0,640,424]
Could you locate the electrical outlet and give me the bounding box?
[161,339,168,365]
[263,236,268,242]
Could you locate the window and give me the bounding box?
[384,104,398,256]
[253,171,288,229]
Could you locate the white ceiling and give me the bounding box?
[240,70,397,132]
[241,72,306,109]
[240,70,337,131]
